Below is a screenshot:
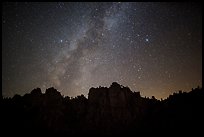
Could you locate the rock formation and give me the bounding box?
[1,83,203,135]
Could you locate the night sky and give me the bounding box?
[2,2,202,99]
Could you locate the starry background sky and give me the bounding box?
[2,2,202,99]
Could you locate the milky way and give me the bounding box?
[2,2,202,99]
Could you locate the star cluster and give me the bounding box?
[2,2,202,99]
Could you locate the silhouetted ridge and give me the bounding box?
[1,83,203,136]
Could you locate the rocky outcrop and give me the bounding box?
[1,83,203,135]
[87,83,135,130]
[85,82,159,134]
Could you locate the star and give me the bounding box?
[2,2,202,100]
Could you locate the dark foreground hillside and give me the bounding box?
[1,82,204,136]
